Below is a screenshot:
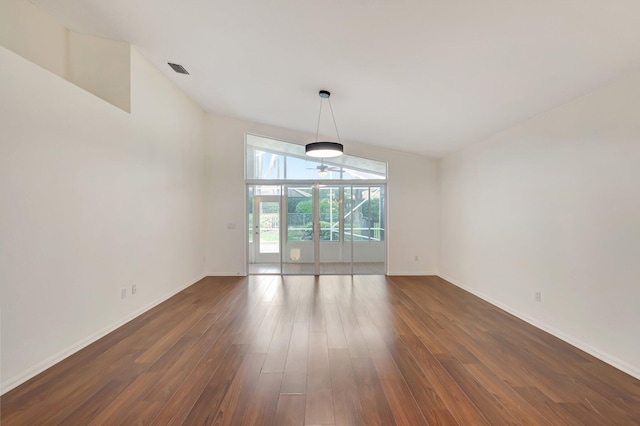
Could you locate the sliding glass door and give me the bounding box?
[248,183,385,275]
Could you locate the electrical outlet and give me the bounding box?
[121,288,127,299]
[414,255,419,261]
[535,291,542,302]
[132,284,137,294]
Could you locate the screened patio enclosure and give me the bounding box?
[246,134,387,275]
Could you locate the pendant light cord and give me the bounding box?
[315,98,323,143]
[327,97,342,143]
[314,94,342,144]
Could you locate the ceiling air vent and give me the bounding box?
[168,62,190,75]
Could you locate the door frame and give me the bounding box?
[247,183,387,275]
[253,195,282,263]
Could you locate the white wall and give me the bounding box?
[205,114,439,276]
[67,31,131,112]
[0,0,131,112]
[0,0,68,77]
[439,71,640,378]
[0,43,206,393]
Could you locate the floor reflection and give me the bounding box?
[249,262,385,275]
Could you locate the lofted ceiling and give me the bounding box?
[31,0,640,157]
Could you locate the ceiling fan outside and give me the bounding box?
[307,159,341,177]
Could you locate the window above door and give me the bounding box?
[246,134,387,181]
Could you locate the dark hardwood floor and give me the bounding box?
[3,275,640,425]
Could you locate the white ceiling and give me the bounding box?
[32,0,640,157]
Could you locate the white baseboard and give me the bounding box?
[386,271,438,276]
[1,274,205,395]
[438,274,640,381]
[207,272,247,277]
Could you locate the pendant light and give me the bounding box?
[305,90,344,158]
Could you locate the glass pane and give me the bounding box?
[319,186,340,241]
[318,185,352,274]
[352,185,385,274]
[344,187,352,241]
[248,187,253,243]
[350,186,384,242]
[255,185,282,196]
[351,187,370,241]
[369,186,384,242]
[254,150,284,180]
[259,201,280,253]
[284,185,314,275]
[287,187,313,241]
[285,156,344,180]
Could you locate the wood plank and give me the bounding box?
[378,378,428,426]
[275,394,306,426]
[513,386,585,426]
[121,401,163,426]
[281,321,310,394]
[179,344,248,425]
[248,303,283,354]
[211,353,266,425]
[241,372,283,426]
[305,331,334,425]
[351,358,396,426]
[310,285,327,332]
[324,302,348,349]
[87,371,160,425]
[329,349,365,426]
[338,306,370,359]
[464,362,552,424]
[262,313,295,372]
